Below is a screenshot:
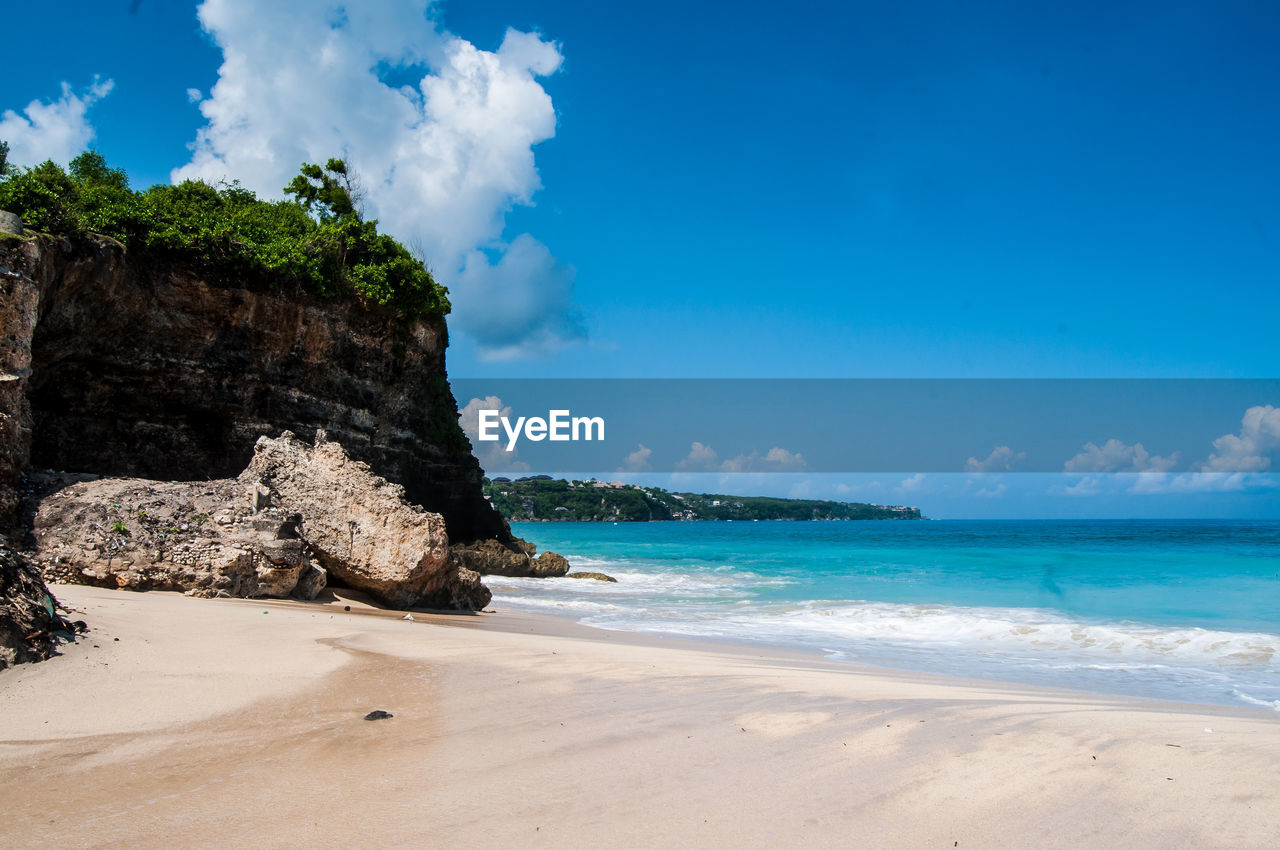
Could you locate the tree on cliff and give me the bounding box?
[0,149,448,320]
[283,157,447,317]
[284,158,361,221]
[0,141,9,177]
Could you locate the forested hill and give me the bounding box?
[483,477,924,522]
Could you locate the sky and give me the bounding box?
[3,0,1279,517]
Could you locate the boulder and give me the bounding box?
[532,551,571,577]
[243,432,490,610]
[565,571,618,583]
[0,540,73,669]
[32,476,322,600]
[451,538,571,578]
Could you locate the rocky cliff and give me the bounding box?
[0,232,506,543]
[0,227,559,663]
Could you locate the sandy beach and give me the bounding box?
[1,585,1277,848]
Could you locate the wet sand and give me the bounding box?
[1,584,1277,848]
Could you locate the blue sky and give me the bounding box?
[4,1,1279,516]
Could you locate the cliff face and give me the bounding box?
[0,233,505,544]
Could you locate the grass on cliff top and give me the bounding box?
[0,148,449,321]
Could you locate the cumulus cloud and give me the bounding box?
[675,442,807,472]
[1064,439,1179,473]
[1128,472,1255,494]
[618,444,653,473]
[454,235,585,359]
[897,473,927,493]
[721,447,807,473]
[965,446,1026,473]
[0,78,114,167]
[788,480,814,499]
[676,442,720,472]
[174,0,580,359]
[458,395,528,473]
[1201,405,1280,473]
[1062,476,1103,497]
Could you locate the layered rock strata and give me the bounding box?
[0,232,504,542]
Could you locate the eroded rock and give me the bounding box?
[0,540,72,669]
[565,571,618,583]
[243,432,490,610]
[32,476,322,600]
[451,538,571,578]
[30,433,493,610]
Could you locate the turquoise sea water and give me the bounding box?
[491,520,1280,710]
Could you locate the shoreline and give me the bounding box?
[2,584,1278,846]
[483,598,1280,716]
[501,519,1280,712]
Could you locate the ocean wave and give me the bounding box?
[488,594,622,614]
[586,600,1280,671]
[487,542,1280,709]
[778,602,1279,667]
[1232,690,1280,710]
[487,564,789,600]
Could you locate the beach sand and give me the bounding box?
[1,585,1277,848]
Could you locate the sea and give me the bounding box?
[488,520,1280,710]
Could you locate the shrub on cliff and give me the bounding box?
[0,150,449,320]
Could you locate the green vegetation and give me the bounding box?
[0,149,449,319]
[484,476,924,522]
[110,521,129,536]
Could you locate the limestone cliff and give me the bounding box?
[0,232,506,544]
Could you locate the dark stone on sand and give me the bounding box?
[364,710,394,721]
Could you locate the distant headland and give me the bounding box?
[484,476,923,522]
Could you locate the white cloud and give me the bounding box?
[897,472,927,493]
[675,442,807,473]
[1062,475,1103,497]
[1064,439,1179,473]
[457,395,528,473]
[1201,405,1280,473]
[0,78,114,167]
[1127,472,1258,494]
[974,483,1006,498]
[453,234,585,360]
[721,447,807,473]
[618,444,653,473]
[186,88,203,104]
[786,480,813,499]
[965,446,1026,473]
[676,442,720,472]
[174,1,580,359]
